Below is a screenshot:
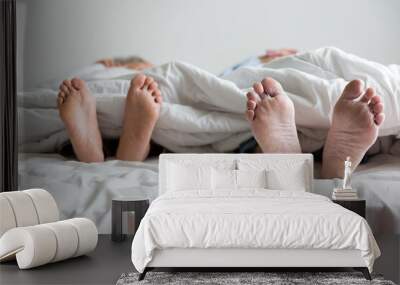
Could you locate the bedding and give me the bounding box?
[18,153,159,234]
[131,190,380,273]
[18,47,400,154]
[18,153,400,235]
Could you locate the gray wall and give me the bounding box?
[17,0,400,89]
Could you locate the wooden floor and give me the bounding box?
[0,235,133,285]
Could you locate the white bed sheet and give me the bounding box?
[131,190,380,273]
[18,153,159,234]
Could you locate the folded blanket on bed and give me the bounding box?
[131,190,381,273]
[18,47,400,153]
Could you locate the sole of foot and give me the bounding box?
[57,78,104,163]
[321,79,385,178]
[246,77,301,153]
[115,74,162,161]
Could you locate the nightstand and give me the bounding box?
[112,197,150,242]
[332,199,366,218]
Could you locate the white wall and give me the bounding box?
[17,0,400,89]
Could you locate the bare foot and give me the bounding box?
[321,80,385,178]
[246,77,301,153]
[116,74,162,161]
[57,78,104,162]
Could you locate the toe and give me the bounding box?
[131,74,147,89]
[368,95,384,114]
[260,77,283,97]
[144,76,154,87]
[58,91,66,99]
[148,82,158,93]
[71,78,85,90]
[57,96,64,106]
[370,95,382,105]
[61,80,72,92]
[247,91,260,102]
[247,99,257,111]
[155,94,162,103]
[153,89,161,97]
[341,80,363,100]
[253,82,264,95]
[246,110,255,121]
[153,90,162,103]
[372,102,384,115]
[360,87,374,103]
[63,79,72,88]
[61,84,69,94]
[375,113,385,126]
[154,89,162,103]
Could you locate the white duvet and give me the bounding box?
[131,190,380,273]
[19,47,400,154]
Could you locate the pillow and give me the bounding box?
[167,162,212,191]
[237,159,308,191]
[212,169,237,190]
[266,166,306,191]
[212,169,268,190]
[236,169,268,188]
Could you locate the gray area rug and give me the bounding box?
[116,272,396,285]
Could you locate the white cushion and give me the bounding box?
[167,162,212,191]
[0,218,97,269]
[266,165,307,191]
[0,196,16,237]
[212,169,268,191]
[238,158,308,191]
[64,218,98,257]
[0,189,59,236]
[0,189,97,269]
[236,169,268,188]
[0,191,39,227]
[42,221,79,262]
[159,154,313,194]
[24,189,59,224]
[212,169,236,190]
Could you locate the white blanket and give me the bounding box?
[18,154,159,234]
[19,47,400,153]
[131,190,380,273]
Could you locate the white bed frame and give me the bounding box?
[139,154,371,280]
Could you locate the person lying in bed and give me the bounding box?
[95,48,298,75]
[57,68,384,179]
[96,56,154,71]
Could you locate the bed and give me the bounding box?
[130,153,381,280]
[18,152,400,282]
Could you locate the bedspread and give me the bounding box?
[131,190,380,273]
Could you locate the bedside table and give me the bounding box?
[332,199,366,218]
[112,197,149,242]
